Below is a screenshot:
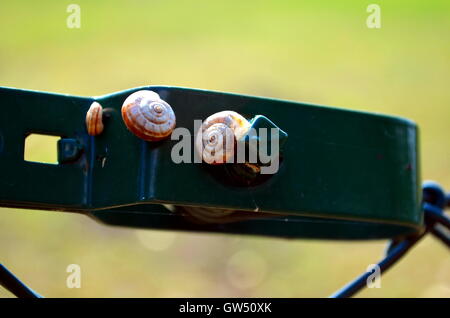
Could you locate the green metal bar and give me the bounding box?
[0,86,422,239]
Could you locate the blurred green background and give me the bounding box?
[0,0,449,297]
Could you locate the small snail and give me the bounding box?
[86,101,104,136]
[195,111,251,164]
[121,90,176,141]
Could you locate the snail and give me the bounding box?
[121,90,176,141]
[195,111,251,164]
[86,101,104,136]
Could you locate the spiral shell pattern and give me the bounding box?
[86,101,104,136]
[195,111,251,164]
[121,90,176,141]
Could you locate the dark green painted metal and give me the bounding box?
[57,138,83,164]
[243,115,288,158]
[0,86,422,239]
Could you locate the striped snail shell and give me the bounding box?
[86,101,104,136]
[195,111,251,164]
[121,90,176,141]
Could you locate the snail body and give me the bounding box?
[86,101,104,136]
[195,111,251,164]
[121,90,176,141]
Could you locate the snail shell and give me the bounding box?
[86,101,104,136]
[121,90,176,141]
[195,111,251,164]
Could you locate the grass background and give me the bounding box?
[0,0,449,297]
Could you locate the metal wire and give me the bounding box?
[331,183,449,298]
[429,225,450,248]
[425,204,450,229]
[425,202,450,248]
[0,264,41,298]
[330,230,427,298]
